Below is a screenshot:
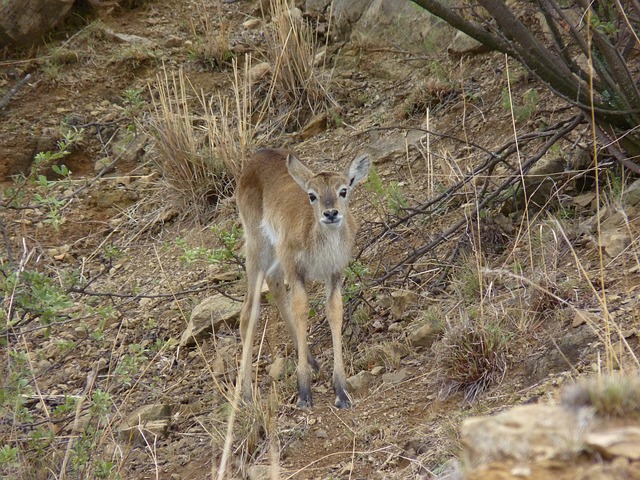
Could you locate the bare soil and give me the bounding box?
[2,1,639,479]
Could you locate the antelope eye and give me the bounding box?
[308,192,317,203]
[339,188,348,198]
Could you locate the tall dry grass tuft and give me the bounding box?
[149,62,254,222]
[253,0,334,132]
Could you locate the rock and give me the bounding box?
[623,179,640,206]
[573,192,597,208]
[527,326,597,382]
[179,295,243,347]
[599,231,631,258]
[346,370,374,394]
[297,112,328,140]
[586,427,640,460]
[118,421,169,445]
[382,369,408,384]
[461,404,593,465]
[248,62,272,85]
[94,157,114,174]
[242,18,261,29]
[448,31,491,57]
[163,36,182,48]
[408,320,442,347]
[390,289,419,320]
[118,403,172,445]
[112,132,148,164]
[370,365,385,376]
[572,309,598,328]
[365,129,426,164]
[104,29,154,46]
[0,0,74,48]
[305,0,331,13]
[247,465,273,480]
[332,0,453,52]
[266,356,287,380]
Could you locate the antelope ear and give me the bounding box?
[287,154,314,191]
[347,154,370,187]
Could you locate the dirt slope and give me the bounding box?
[1,1,639,479]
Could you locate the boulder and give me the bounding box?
[461,404,592,464]
[0,0,74,48]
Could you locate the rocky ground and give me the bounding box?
[1,1,640,479]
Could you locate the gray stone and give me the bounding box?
[623,179,640,206]
[180,295,242,347]
[599,231,631,258]
[332,0,454,52]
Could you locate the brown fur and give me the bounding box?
[235,148,370,408]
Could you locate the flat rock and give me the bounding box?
[180,295,242,347]
[461,404,593,464]
[117,403,172,445]
[346,370,374,394]
[382,368,408,384]
[408,320,442,347]
[266,356,288,380]
[390,289,419,320]
[586,427,640,460]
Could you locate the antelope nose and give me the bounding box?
[323,209,339,222]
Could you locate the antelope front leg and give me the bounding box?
[327,280,350,408]
[290,280,314,408]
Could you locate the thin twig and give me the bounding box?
[0,73,32,112]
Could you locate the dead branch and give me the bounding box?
[370,113,584,286]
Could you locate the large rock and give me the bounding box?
[461,404,592,464]
[180,295,243,347]
[586,427,640,460]
[331,0,454,52]
[0,0,74,47]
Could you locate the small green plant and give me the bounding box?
[365,165,409,215]
[123,87,146,117]
[0,444,19,471]
[3,126,82,232]
[175,226,242,266]
[501,87,540,122]
[113,344,148,387]
[94,459,119,479]
[344,260,369,300]
[2,267,73,331]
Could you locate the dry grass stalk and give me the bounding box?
[253,0,334,131]
[149,63,254,222]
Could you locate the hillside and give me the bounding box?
[1,1,639,479]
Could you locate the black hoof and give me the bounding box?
[296,397,314,409]
[334,396,351,409]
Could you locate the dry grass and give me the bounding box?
[563,374,640,418]
[251,0,335,132]
[149,62,254,222]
